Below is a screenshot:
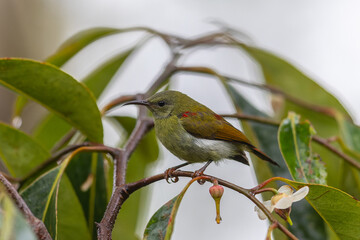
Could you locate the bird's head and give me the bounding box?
[123,91,196,119]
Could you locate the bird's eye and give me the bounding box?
[157,101,165,107]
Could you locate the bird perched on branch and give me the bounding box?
[124,90,278,177]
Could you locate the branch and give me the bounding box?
[17,143,91,184]
[175,66,341,119]
[97,99,154,239]
[0,173,52,240]
[225,113,360,171]
[313,136,360,169]
[118,171,297,240]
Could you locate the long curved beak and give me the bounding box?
[122,100,149,107]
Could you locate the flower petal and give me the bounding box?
[278,185,293,195]
[254,200,272,220]
[292,186,309,202]
[274,196,293,209]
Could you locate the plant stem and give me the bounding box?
[0,173,52,240]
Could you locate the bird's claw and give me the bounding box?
[164,168,179,183]
[192,169,206,185]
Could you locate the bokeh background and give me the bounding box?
[1,1,359,239]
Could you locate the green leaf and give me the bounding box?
[0,190,37,240]
[225,84,288,181]
[13,27,127,122]
[336,114,360,156]
[82,49,135,99]
[240,45,349,190]
[240,45,350,116]
[32,48,135,150]
[278,112,327,184]
[335,114,360,199]
[280,178,360,240]
[143,178,199,240]
[0,123,50,178]
[32,114,72,151]
[225,84,326,239]
[46,27,123,67]
[20,166,91,239]
[65,152,108,239]
[11,95,28,124]
[0,58,103,143]
[110,116,158,239]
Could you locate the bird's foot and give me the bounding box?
[164,162,190,183]
[164,167,179,183]
[192,169,206,185]
[191,160,213,184]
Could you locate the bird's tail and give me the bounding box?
[250,146,279,166]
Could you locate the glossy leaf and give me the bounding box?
[46,27,123,67]
[0,190,37,240]
[32,49,135,150]
[279,178,360,240]
[65,152,108,239]
[0,58,103,143]
[82,48,134,99]
[240,45,349,191]
[144,178,199,240]
[225,84,326,239]
[110,116,158,239]
[336,115,360,198]
[225,84,288,181]
[337,114,360,155]
[0,122,50,178]
[278,112,327,184]
[20,166,91,239]
[32,114,72,151]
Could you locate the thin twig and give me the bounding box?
[51,129,77,153]
[18,143,91,184]
[313,136,360,169]
[0,173,52,240]
[175,66,341,119]
[225,113,360,171]
[101,95,137,116]
[221,113,279,126]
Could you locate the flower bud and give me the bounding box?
[209,183,224,224]
[209,184,224,200]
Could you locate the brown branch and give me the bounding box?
[118,171,297,240]
[175,66,341,119]
[225,113,360,171]
[145,53,180,97]
[51,129,78,153]
[0,173,52,240]
[97,96,155,239]
[221,113,279,126]
[101,95,137,116]
[313,136,360,169]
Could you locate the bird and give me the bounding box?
[124,90,278,177]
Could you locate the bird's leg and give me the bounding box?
[164,162,190,183]
[193,160,213,178]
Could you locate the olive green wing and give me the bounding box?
[179,111,278,166]
[178,111,252,145]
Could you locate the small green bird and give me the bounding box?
[124,90,278,175]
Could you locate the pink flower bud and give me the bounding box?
[209,183,224,224]
[209,184,224,200]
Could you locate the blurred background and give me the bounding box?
[1,1,360,239]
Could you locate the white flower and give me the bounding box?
[254,185,309,220]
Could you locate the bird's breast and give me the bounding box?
[154,117,238,163]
